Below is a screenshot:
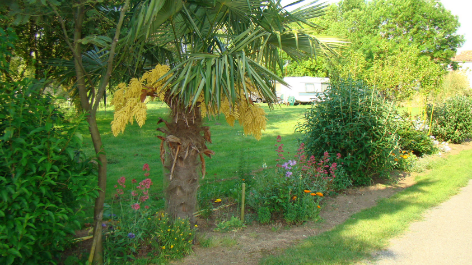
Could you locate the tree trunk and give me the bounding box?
[88,113,107,264]
[158,102,213,223]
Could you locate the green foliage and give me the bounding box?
[366,44,443,100]
[283,57,329,77]
[0,84,97,264]
[397,114,438,157]
[428,96,472,144]
[298,78,400,185]
[257,207,271,224]
[436,70,472,102]
[214,216,246,232]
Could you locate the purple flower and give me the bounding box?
[285,171,293,177]
[288,160,297,166]
[128,233,135,239]
[102,223,107,228]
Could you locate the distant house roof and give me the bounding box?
[452,50,472,62]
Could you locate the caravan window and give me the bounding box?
[321,83,330,92]
[305,83,315,93]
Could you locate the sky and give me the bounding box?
[281,0,472,53]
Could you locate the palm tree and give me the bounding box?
[113,0,341,222]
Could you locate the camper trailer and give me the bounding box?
[276,76,330,104]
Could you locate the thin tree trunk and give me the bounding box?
[88,114,107,264]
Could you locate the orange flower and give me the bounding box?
[310,193,316,196]
[317,205,321,209]
[304,190,311,193]
[394,158,399,162]
[292,196,297,200]
[316,192,323,197]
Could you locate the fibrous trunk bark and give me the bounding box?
[158,102,213,223]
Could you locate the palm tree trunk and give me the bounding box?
[158,102,213,223]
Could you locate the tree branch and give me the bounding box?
[92,0,130,113]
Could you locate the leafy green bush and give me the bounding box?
[297,78,400,185]
[428,95,472,143]
[397,114,438,156]
[0,85,97,264]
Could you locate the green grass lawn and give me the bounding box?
[261,148,472,265]
[81,101,311,211]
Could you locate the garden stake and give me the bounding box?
[241,183,246,222]
[428,103,435,136]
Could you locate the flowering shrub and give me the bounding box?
[103,164,193,263]
[152,214,194,260]
[246,136,350,224]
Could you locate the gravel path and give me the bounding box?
[371,179,472,265]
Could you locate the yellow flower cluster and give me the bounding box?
[111,64,170,136]
[111,63,268,140]
[202,97,267,140]
[390,150,412,162]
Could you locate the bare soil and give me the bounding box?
[171,142,472,265]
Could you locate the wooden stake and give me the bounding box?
[241,183,246,222]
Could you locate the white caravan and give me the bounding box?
[275,76,330,104]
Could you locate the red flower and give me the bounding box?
[142,163,150,171]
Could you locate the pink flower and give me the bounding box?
[116,189,124,195]
[276,135,282,142]
[114,185,117,188]
[139,195,149,202]
[131,191,138,197]
[143,190,149,195]
[145,205,149,209]
[118,176,126,187]
[337,153,342,159]
[132,179,137,184]
[143,163,150,171]
[132,203,140,210]
[144,172,150,177]
[139,178,153,189]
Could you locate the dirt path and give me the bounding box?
[172,142,472,265]
[368,179,472,265]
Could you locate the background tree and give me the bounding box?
[292,0,463,101]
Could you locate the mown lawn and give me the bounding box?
[81,101,312,211]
